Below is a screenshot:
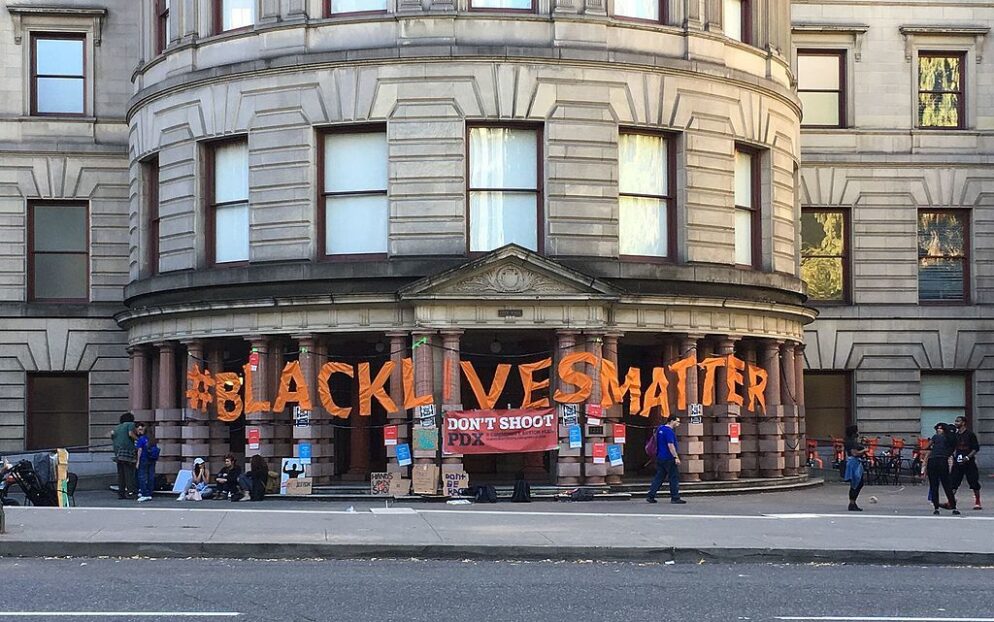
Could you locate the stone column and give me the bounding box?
[781,342,801,476]
[292,334,330,483]
[411,331,435,472]
[154,342,182,477]
[260,0,281,25]
[129,346,152,412]
[244,336,273,459]
[602,332,623,485]
[759,340,785,477]
[439,330,465,479]
[794,343,807,472]
[680,336,704,482]
[555,330,582,486]
[344,337,370,481]
[582,332,604,485]
[386,332,409,473]
[711,337,741,481]
[697,339,716,481]
[180,339,209,472]
[268,340,292,460]
[206,343,228,474]
[178,0,199,43]
[738,343,761,477]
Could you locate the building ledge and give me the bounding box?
[6,5,107,46]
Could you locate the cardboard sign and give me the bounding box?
[413,427,439,452]
[172,469,193,494]
[560,403,580,426]
[412,463,439,495]
[608,444,623,467]
[285,477,312,496]
[592,442,607,464]
[280,457,310,494]
[613,423,626,444]
[396,443,412,467]
[568,424,582,449]
[384,425,398,447]
[370,472,393,496]
[443,470,469,498]
[729,422,741,444]
[442,409,558,455]
[389,477,411,497]
[246,427,260,451]
[418,404,437,428]
[298,442,312,460]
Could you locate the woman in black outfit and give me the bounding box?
[843,425,867,511]
[237,455,270,501]
[927,423,959,515]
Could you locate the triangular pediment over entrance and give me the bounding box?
[399,245,622,301]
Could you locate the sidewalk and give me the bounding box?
[2,483,990,565]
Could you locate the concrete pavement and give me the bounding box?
[1,483,990,565]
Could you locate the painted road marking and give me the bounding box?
[0,613,240,618]
[776,617,994,621]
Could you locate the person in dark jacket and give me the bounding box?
[842,425,867,511]
[110,413,137,499]
[927,423,959,515]
[237,454,269,501]
[216,454,242,500]
[952,416,982,510]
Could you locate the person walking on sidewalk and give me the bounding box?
[926,423,959,516]
[952,416,982,510]
[647,416,686,505]
[110,413,137,499]
[843,425,866,511]
[134,422,154,503]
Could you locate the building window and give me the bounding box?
[801,208,847,302]
[619,132,673,258]
[468,126,541,253]
[321,130,388,256]
[216,0,256,32]
[469,0,534,10]
[145,157,160,276]
[920,373,968,437]
[918,52,964,129]
[614,0,662,22]
[28,202,88,302]
[208,140,249,265]
[722,0,749,44]
[918,210,968,303]
[26,373,89,451]
[803,372,850,442]
[797,51,845,128]
[31,34,85,116]
[327,0,387,14]
[156,0,171,53]
[733,147,759,267]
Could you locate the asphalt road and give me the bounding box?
[1,558,992,622]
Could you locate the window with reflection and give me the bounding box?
[801,208,847,302]
[619,133,672,258]
[322,131,388,256]
[918,210,968,302]
[918,53,964,128]
[328,0,387,14]
[469,0,534,10]
[218,0,256,32]
[29,202,89,302]
[614,0,661,21]
[798,51,845,128]
[209,140,250,265]
[734,147,759,267]
[32,34,85,115]
[920,374,968,437]
[722,0,748,44]
[468,127,540,253]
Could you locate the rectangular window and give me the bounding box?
[803,372,851,442]
[27,373,89,451]
[469,0,534,10]
[328,0,387,14]
[797,51,845,128]
[918,52,964,129]
[619,132,672,258]
[733,148,759,267]
[156,0,171,53]
[614,0,662,22]
[31,34,85,116]
[208,140,249,265]
[801,208,848,302]
[918,209,968,303]
[217,0,256,32]
[145,157,160,276]
[921,373,968,437]
[722,0,749,44]
[322,130,389,256]
[468,126,541,253]
[28,202,88,302]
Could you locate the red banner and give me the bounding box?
[443,409,558,455]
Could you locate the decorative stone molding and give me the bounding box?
[554,0,579,14]
[7,5,107,46]
[398,0,426,12]
[899,25,990,63]
[792,23,869,61]
[429,0,455,11]
[584,0,606,15]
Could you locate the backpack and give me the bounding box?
[645,426,660,458]
[474,485,498,503]
[568,487,595,502]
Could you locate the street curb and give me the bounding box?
[1,541,990,566]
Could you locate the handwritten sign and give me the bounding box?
[412,463,438,495]
[370,472,393,496]
[443,471,469,497]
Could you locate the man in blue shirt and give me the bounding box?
[647,416,686,504]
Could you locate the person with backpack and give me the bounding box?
[842,425,867,511]
[134,422,157,503]
[646,416,686,504]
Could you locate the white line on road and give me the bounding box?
[0,613,240,618]
[776,617,994,621]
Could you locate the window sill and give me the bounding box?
[18,114,96,123]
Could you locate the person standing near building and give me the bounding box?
[926,423,959,516]
[110,413,137,499]
[647,416,686,504]
[134,422,154,503]
[952,416,982,510]
[843,425,867,511]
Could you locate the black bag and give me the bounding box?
[511,479,531,503]
[568,487,595,502]
[474,485,498,503]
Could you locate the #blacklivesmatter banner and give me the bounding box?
[443,409,558,455]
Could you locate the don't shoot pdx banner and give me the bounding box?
[442,409,559,455]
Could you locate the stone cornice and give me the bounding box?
[6,5,107,45]
[899,25,990,62]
